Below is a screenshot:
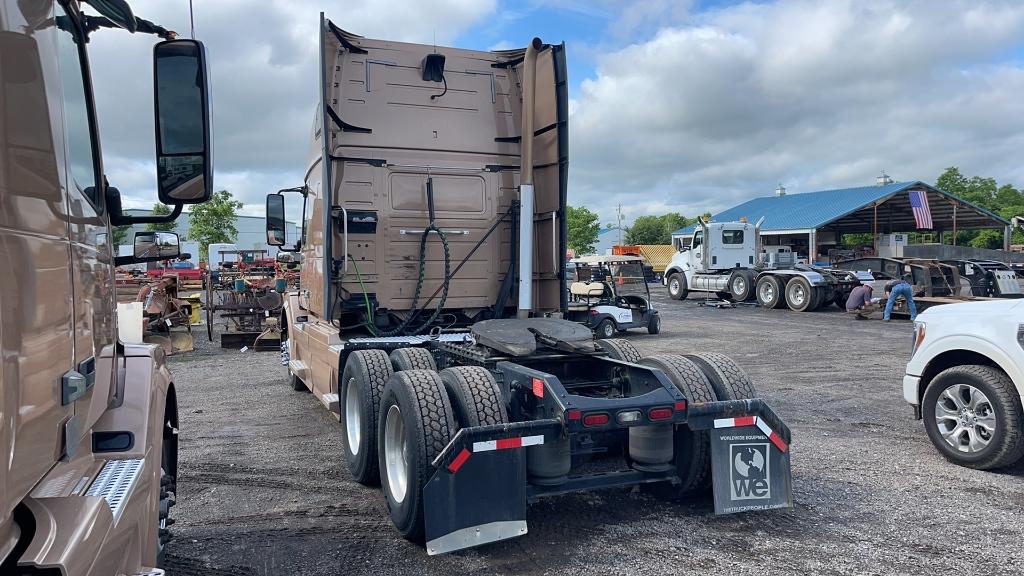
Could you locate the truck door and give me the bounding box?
[56,2,116,441]
[0,3,75,505]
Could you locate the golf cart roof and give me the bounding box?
[570,255,644,265]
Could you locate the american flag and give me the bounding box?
[908,189,932,229]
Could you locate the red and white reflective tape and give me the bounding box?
[713,416,789,453]
[472,435,544,453]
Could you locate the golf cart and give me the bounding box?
[567,255,661,337]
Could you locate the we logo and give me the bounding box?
[730,443,770,500]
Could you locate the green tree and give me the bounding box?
[567,205,600,255]
[144,203,177,232]
[112,224,132,247]
[936,167,1024,246]
[625,213,691,245]
[188,190,243,262]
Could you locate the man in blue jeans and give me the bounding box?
[883,278,917,321]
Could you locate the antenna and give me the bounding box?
[189,0,195,39]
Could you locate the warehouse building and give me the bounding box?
[672,179,1011,265]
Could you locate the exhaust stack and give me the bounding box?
[517,37,543,318]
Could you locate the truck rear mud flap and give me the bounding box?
[424,420,560,555]
[688,399,794,514]
[424,399,792,554]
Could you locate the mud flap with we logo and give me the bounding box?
[709,417,793,514]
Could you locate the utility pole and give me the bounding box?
[616,203,623,246]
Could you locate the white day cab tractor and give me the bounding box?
[664,219,864,311]
[266,16,793,556]
[1,1,214,574]
[566,255,661,337]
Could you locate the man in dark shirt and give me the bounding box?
[883,278,917,321]
[846,281,877,319]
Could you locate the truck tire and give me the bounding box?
[647,313,661,335]
[667,272,688,300]
[390,347,436,372]
[785,277,814,312]
[728,271,753,301]
[639,355,718,497]
[439,366,508,428]
[596,338,642,363]
[378,370,456,541]
[595,318,616,339]
[340,349,394,485]
[922,365,1024,470]
[756,275,784,309]
[833,291,847,309]
[683,352,757,400]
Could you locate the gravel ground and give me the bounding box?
[163,292,1024,576]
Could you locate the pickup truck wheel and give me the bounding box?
[639,355,718,497]
[683,352,757,400]
[596,338,642,363]
[595,318,616,339]
[755,276,784,308]
[923,365,1024,470]
[667,273,688,300]
[785,277,814,312]
[390,347,436,372]
[378,370,456,541]
[439,366,508,428]
[340,350,393,485]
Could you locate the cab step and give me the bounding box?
[85,458,144,522]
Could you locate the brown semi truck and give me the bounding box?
[267,15,794,556]
[1,1,213,574]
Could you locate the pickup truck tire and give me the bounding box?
[756,276,785,309]
[340,349,394,485]
[922,365,1024,470]
[639,355,718,497]
[683,352,757,400]
[390,347,437,372]
[439,366,508,428]
[667,272,688,300]
[785,277,814,312]
[378,370,456,541]
[597,338,642,363]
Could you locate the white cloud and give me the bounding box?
[569,0,1024,224]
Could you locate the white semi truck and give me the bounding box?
[664,219,864,311]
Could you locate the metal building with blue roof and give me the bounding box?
[671,179,1010,263]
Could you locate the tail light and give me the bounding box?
[582,413,610,427]
[648,407,674,421]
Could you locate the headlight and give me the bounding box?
[911,321,926,357]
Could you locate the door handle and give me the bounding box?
[62,356,96,405]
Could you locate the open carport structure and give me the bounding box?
[672,181,1011,264]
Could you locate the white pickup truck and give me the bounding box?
[904,299,1024,469]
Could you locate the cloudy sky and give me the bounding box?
[86,0,1024,226]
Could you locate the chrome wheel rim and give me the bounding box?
[790,284,806,306]
[384,404,409,503]
[345,377,361,455]
[732,276,746,296]
[603,323,614,338]
[759,282,775,303]
[934,383,995,453]
[669,278,680,295]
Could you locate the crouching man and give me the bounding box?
[846,281,878,320]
